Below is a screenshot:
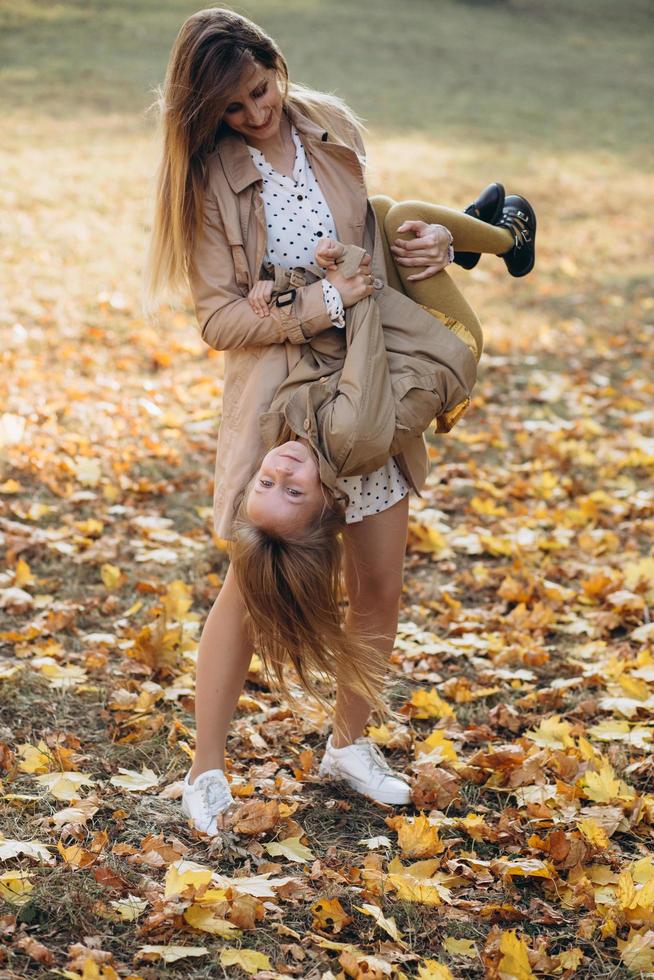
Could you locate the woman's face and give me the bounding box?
[246,439,324,534]
[222,62,284,145]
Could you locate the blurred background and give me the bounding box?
[1,0,652,352]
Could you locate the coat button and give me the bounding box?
[297,193,304,200]
[303,419,311,430]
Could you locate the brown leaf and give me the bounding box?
[469,745,527,772]
[92,866,135,894]
[488,703,523,733]
[231,799,281,835]
[411,764,461,809]
[0,743,16,772]
[228,894,266,930]
[15,933,55,966]
[127,833,187,868]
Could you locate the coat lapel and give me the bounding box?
[216,103,368,248]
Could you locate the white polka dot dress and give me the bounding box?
[336,456,410,524]
[247,122,411,525]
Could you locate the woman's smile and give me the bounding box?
[250,111,273,131]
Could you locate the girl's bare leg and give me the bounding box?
[189,563,253,780]
[333,493,409,747]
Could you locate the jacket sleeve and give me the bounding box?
[317,299,396,474]
[188,194,333,350]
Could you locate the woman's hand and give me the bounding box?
[247,279,274,318]
[325,252,374,308]
[390,221,454,280]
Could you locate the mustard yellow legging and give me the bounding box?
[371,196,513,361]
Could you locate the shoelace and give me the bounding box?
[199,775,232,816]
[353,738,411,785]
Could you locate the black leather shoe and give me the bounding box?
[496,194,537,278]
[453,182,505,270]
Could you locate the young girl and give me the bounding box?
[226,228,485,757]
[145,7,536,835]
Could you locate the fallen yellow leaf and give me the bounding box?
[219,947,271,974]
[417,960,454,979]
[414,729,458,762]
[442,936,477,958]
[183,904,241,937]
[386,814,444,858]
[0,870,33,905]
[577,818,610,849]
[498,929,535,979]
[409,688,455,719]
[264,835,315,864]
[164,859,213,899]
[311,896,352,933]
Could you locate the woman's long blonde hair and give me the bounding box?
[230,427,391,720]
[143,6,367,312]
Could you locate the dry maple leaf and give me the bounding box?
[386,814,445,858]
[230,799,281,835]
[411,764,461,809]
[311,896,353,934]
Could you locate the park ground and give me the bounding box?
[0,1,653,977]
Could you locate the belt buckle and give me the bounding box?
[275,288,296,308]
[289,267,307,289]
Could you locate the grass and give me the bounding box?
[1,0,652,159]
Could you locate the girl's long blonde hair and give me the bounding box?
[143,6,367,312]
[230,426,391,720]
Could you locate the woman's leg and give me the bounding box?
[189,563,253,779]
[332,493,410,747]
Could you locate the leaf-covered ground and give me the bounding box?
[1,1,653,977]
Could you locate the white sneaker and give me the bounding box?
[318,734,412,805]
[181,768,234,835]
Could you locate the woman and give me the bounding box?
[145,7,536,835]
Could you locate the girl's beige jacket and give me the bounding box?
[189,102,477,539]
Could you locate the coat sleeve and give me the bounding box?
[316,299,396,474]
[188,194,333,351]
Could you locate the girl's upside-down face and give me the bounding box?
[246,439,324,534]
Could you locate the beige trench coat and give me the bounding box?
[188,102,477,539]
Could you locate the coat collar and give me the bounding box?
[216,102,341,196]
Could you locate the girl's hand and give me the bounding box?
[315,236,345,270]
[390,220,454,280]
[325,252,374,307]
[247,280,274,317]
